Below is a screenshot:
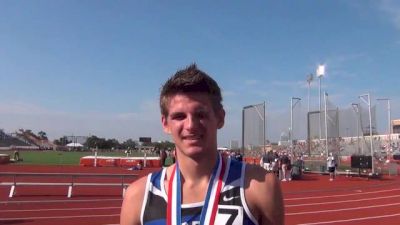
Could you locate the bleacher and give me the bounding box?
[15,129,55,150]
[0,130,33,148]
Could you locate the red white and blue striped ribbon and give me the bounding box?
[167,153,225,225]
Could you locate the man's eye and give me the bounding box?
[196,112,208,119]
[171,114,185,120]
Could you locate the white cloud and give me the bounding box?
[0,102,63,115]
[115,113,140,120]
[378,0,400,30]
[244,79,258,85]
[222,90,236,97]
[270,80,298,88]
[269,80,320,91]
[322,53,369,79]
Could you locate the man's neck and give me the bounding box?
[172,150,220,204]
[176,151,219,183]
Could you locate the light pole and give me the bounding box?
[359,93,375,174]
[306,73,314,113]
[316,64,325,140]
[306,73,313,157]
[324,92,329,157]
[290,97,301,156]
[377,98,391,161]
[351,103,361,155]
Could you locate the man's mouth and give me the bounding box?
[183,134,202,141]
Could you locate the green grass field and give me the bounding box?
[1,150,158,165]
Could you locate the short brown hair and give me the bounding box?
[160,64,223,116]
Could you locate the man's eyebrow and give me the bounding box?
[169,111,183,116]
[195,108,208,113]
[168,111,188,118]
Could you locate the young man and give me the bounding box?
[120,64,284,225]
[327,152,336,181]
[279,152,291,181]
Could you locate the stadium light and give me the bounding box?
[324,92,329,157]
[316,64,325,140]
[376,98,391,162]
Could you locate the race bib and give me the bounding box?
[215,205,243,225]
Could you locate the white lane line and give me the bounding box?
[0,214,120,221]
[0,198,121,204]
[285,188,400,201]
[0,206,120,213]
[287,202,400,215]
[297,212,400,225]
[287,194,400,207]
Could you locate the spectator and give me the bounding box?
[327,152,336,181]
[160,149,167,166]
[271,150,279,176]
[13,150,20,161]
[261,150,271,171]
[280,152,291,181]
[235,152,243,162]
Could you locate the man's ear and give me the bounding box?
[217,109,225,129]
[161,115,171,134]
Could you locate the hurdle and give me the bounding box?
[0,172,137,198]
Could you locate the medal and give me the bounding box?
[167,153,225,225]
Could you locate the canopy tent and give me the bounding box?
[66,143,84,147]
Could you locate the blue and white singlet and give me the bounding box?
[140,157,259,225]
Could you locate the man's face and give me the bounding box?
[161,93,225,158]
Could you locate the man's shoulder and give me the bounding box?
[243,163,284,224]
[121,175,150,225]
[125,175,149,198]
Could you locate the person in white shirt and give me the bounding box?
[327,152,336,181]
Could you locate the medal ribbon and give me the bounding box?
[167,153,225,225]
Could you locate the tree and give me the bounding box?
[38,131,48,140]
[122,139,137,150]
[106,138,121,150]
[153,140,175,151]
[53,136,71,146]
[85,135,103,149]
[84,135,121,150]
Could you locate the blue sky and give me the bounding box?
[1,0,399,146]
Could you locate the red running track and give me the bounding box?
[1,164,400,225]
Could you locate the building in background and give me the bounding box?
[230,140,239,150]
[393,119,400,134]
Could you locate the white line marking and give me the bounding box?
[297,212,400,225]
[0,198,121,204]
[0,206,120,213]
[0,214,120,221]
[287,194,400,207]
[285,188,400,201]
[287,202,400,215]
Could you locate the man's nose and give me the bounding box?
[186,115,200,129]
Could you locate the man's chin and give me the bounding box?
[185,146,205,154]
[182,146,209,157]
